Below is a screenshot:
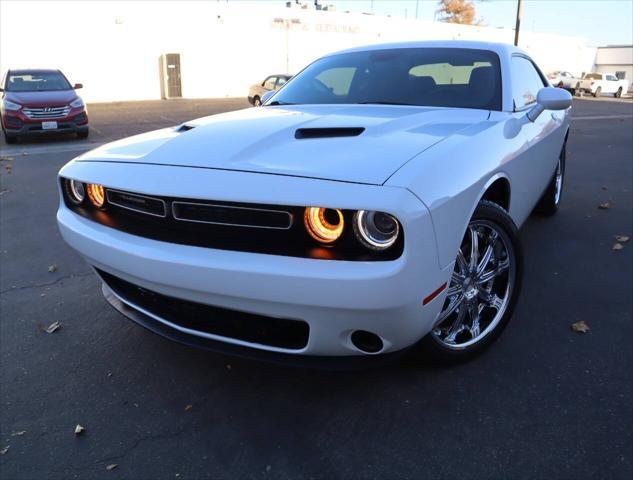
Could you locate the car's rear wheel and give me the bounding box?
[534,144,566,216]
[574,82,582,96]
[420,201,523,362]
[593,86,601,97]
[253,96,262,106]
[615,87,623,98]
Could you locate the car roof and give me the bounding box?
[8,68,63,75]
[324,40,528,58]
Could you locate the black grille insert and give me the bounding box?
[106,190,166,217]
[172,201,292,229]
[97,269,310,350]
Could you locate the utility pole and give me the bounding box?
[415,0,419,19]
[514,0,522,46]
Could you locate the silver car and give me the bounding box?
[248,74,291,106]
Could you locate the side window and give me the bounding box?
[605,74,617,81]
[276,77,288,89]
[263,77,276,90]
[315,67,356,95]
[511,56,546,110]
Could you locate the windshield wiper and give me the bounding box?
[356,101,418,106]
[267,100,296,106]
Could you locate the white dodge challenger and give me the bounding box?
[57,41,572,365]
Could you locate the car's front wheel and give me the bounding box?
[421,201,523,362]
[534,144,566,216]
[593,86,602,97]
[253,96,262,106]
[615,87,623,98]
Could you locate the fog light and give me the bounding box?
[87,184,105,208]
[353,210,399,250]
[65,179,85,204]
[304,207,344,244]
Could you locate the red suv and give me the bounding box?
[0,69,89,144]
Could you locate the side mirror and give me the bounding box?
[261,90,275,105]
[527,87,572,122]
[74,83,83,89]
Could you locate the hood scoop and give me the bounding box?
[176,124,196,132]
[295,127,365,139]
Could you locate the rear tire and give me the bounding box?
[419,201,523,363]
[615,87,623,98]
[253,96,262,106]
[593,86,601,97]
[535,144,566,216]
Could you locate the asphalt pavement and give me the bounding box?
[0,97,631,479]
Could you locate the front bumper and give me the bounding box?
[57,162,452,359]
[2,109,88,136]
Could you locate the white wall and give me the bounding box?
[0,0,597,103]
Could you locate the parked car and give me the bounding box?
[57,41,571,365]
[578,72,629,97]
[248,74,291,106]
[0,69,88,143]
[547,70,582,93]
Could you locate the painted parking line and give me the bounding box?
[572,114,633,120]
[0,142,105,157]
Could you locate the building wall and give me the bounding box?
[0,1,597,103]
[594,46,633,90]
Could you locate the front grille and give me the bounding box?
[61,182,404,261]
[97,268,310,350]
[23,106,70,119]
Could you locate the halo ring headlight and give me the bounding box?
[304,207,344,244]
[353,210,400,250]
[65,179,85,204]
[87,183,105,208]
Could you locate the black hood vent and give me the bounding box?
[295,127,365,139]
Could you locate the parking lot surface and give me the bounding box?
[1,98,632,479]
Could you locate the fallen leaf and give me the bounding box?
[613,243,624,251]
[184,404,193,412]
[571,320,591,333]
[106,464,118,471]
[598,202,611,210]
[48,264,58,273]
[11,430,26,436]
[45,321,62,334]
[0,446,8,455]
[615,235,630,243]
[74,424,85,435]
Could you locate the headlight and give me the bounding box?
[64,179,86,204]
[87,184,105,208]
[3,100,22,111]
[304,207,344,244]
[70,98,84,108]
[353,210,400,250]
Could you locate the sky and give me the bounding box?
[297,0,633,47]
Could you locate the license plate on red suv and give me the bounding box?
[42,121,58,130]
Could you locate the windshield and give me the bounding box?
[267,48,502,110]
[6,71,72,92]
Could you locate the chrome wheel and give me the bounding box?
[554,157,563,205]
[432,220,516,350]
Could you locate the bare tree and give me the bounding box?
[436,0,482,25]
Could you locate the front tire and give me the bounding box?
[534,144,566,216]
[253,96,262,106]
[593,86,601,97]
[420,201,523,362]
[615,87,623,98]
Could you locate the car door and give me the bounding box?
[604,74,618,93]
[508,55,565,220]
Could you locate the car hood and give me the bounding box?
[77,105,490,185]
[4,89,78,107]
